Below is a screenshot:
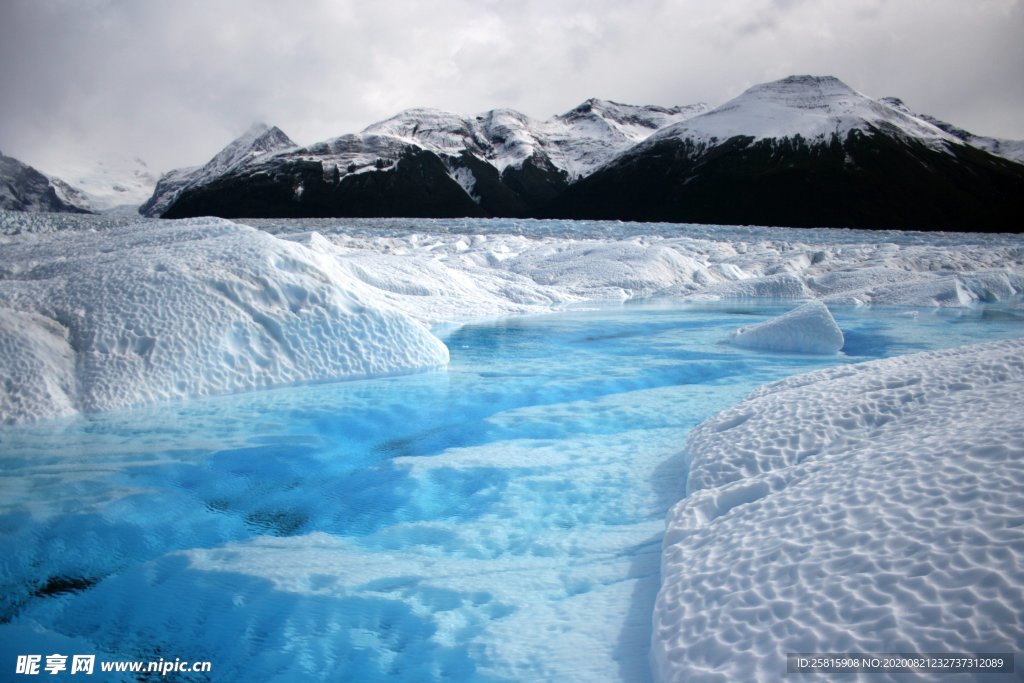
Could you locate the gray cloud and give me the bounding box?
[1,0,1021,176]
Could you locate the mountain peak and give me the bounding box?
[205,124,296,175]
[560,98,632,119]
[137,123,295,217]
[241,121,271,138]
[771,74,851,89]
[738,75,860,110]
[567,97,611,113]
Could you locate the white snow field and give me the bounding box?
[729,300,844,354]
[654,338,1024,682]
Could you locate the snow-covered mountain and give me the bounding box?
[547,75,1024,231]
[879,96,1024,164]
[144,77,1024,230]
[360,99,709,179]
[641,75,957,150]
[140,123,297,217]
[145,100,708,219]
[0,151,91,214]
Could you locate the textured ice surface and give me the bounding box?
[269,219,1024,323]
[0,218,448,423]
[730,300,844,354]
[653,338,1024,682]
[2,212,1023,424]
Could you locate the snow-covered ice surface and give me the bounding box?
[248,216,1024,318]
[0,216,447,424]
[4,212,1023,423]
[730,300,844,354]
[654,338,1024,682]
[1,213,1024,681]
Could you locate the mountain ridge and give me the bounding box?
[879,96,1024,164]
[148,98,711,219]
[145,77,1024,230]
[543,76,1024,230]
[8,75,1021,231]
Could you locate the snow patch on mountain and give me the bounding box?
[296,133,404,177]
[542,99,711,177]
[362,108,490,159]
[450,166,479,203]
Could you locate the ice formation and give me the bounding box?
[729,300,844,354]
[652,338,1024,682]
[2,211,1023,425]
[0,218,448,424]
[275,219,1024,324]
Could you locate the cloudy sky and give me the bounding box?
[1,0,1022,176]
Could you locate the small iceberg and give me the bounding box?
[729,300,844,354]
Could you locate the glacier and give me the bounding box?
[1,212,1023,681]
[3,211,1024,423]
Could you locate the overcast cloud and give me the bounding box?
[1,0,1022,176]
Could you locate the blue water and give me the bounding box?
[1,302,1022,681]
